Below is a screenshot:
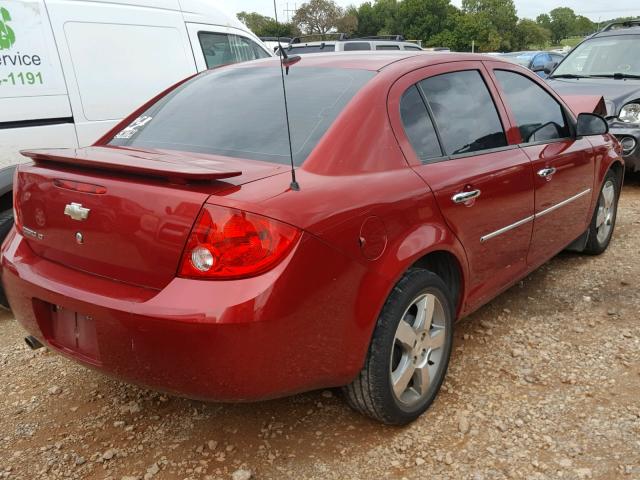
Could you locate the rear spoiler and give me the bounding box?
[21,147,242,182]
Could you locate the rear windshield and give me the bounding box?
[110,66,374,165]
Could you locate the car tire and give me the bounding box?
[0,208,14,309]
[343,268,454,425]
[582,170,620,255]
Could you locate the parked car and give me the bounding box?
[286,34,423,54]
[0,0,272,295]
[2,52,623,425]
[546,19,640,172]
[499,51,565,78]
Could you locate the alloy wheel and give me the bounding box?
[596,179,616,244]
[390,293,446,408]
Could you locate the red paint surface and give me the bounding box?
[1,53,623,401]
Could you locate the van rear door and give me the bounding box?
[0,0,76,168]
[43,0,197,147]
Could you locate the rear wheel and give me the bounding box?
[0,208,13,244]
[583,170,619,255]
[343,269,454,425]
[0,208,14,309]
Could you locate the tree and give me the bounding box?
[237,12,298,38]
[257,20,299,38]
[398,0,458,43]
[293,0,343,35]
[430,11,500,52]
[514,19,550,50]
[548,7,576,44]
[353,0,400,37]
[573,15,595,36]
[237,11,271,33]
[536,13,552,31]
[336,6,359,35]
[462,0,518,50]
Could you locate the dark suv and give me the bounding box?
[546,20,640,172]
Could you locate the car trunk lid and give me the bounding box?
[15,147,287,289]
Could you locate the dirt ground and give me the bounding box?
[1,177,639,480]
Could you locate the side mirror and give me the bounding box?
[543,61,558,75]
[576,113,609,137]
[532,64,546,73]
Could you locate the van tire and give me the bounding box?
[0,208,13,246]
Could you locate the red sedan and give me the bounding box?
[1,52,623,425]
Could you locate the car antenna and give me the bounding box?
[273,0,301,191]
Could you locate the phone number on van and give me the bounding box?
[0,72,44,86]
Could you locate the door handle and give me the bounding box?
[537,167,557,179]
[452,189,481,204]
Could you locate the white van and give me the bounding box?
[0,0,271,239]
[0,0,273,167]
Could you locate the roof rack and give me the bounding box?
[259,36,292,43]
[349,35,406,42]
[290,33,348,44]
[601,19,640,31]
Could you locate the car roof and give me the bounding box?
[594,27,640,37]
[592,20,640,38]
[231,51,503,72]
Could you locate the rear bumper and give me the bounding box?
[1,228,372,401]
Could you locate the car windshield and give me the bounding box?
[552,35,640,77]
[109,66,374,165]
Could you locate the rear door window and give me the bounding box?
[494,70,570,143]
[376,45,400,50]
[400,85,443,162]
[288,44,336,54]
[344,42,372,51]
[418,70,507,155]
[198,32,270,69]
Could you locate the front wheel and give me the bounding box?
[343,269,454,425]
[583,170,620,255]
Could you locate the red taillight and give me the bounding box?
[178,204,301,279]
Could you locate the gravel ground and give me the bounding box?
[1,177,639,480]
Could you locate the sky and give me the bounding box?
[224,0,640,23]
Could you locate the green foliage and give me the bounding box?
[514,19,550,50]
[462,0,518,50]
[237,11,299,38]
[548,7,577,43]
[293,0,349,35]
[237,11,272,33]
[238,0,613,53]
[398,0,458,43]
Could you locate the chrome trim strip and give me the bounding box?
[479,188,592,243]
[480,215,534,243]
[534,188,591,219]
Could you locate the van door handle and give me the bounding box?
[452,189,481,204]
[537,167,557,179]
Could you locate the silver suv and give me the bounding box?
[284,34,423,55]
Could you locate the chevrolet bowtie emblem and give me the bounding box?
[64,203,90,221]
